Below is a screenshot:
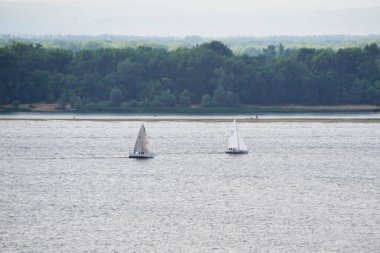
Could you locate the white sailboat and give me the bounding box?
[129,124,155,158]
[226,119,249,154]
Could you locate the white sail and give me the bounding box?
[134,124,150,153]
[228,120,239,149]
[237,131,248,151]
[129,123,154,158]
[227,119,248,153]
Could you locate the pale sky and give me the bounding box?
[1,0,380,36]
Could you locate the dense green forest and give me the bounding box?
[0,41,379,110]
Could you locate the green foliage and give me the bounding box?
[159,89,177,106]
[178,90,192,107]
[2,35,380,54]
[46,92,55,103]
[374,80,380,105]
[212,85,226,105]
[201,93,212,106]
[211,85,240,106]
[200,41,233,57]
[0,41,380,109]
[109,87,124,106]
[224,91,240,106]
[57,93,68,110]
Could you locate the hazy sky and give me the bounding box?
[1,0,380,36]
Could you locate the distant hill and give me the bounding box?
[1,34,380,55]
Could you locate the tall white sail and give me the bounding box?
[134,124,150,153]
[228,120,239,149]
[237,129,248,151]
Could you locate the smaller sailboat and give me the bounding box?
[226,119,249,154]
[129,123,155,158]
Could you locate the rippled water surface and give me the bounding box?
[1,120,379,252]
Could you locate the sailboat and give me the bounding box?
[129,124,155,158]
[226,119,249,154]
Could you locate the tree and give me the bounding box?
[224,91,240,106]
[178,90,191,107]
[109,87,124,106]
[349,79,373,104]
[159,89,177,106]
[1,41,379,109]
[209,85,240,106]
[263,45,277,58]
[278,44,285,55]
[46,92,55,103]
[374,81,380,105]
[201,41,233,57]
[212,85,226,105]
[210,68,235,91]
[57,93,68,110]
[201,93,212,106]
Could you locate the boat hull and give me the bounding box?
[129,152,155,158]
[226,150,249,154]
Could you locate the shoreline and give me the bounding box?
[1,103,379,114]
[1,118,379,123]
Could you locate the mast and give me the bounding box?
[235,119,240,149]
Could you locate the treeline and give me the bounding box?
[2,35,380,54]
[0,41,380,109]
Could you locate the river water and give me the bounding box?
[0,119,379,252]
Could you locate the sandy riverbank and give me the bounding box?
[1,118,379,123]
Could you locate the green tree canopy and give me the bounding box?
[109,87,124,106]
[1,41,380,108]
